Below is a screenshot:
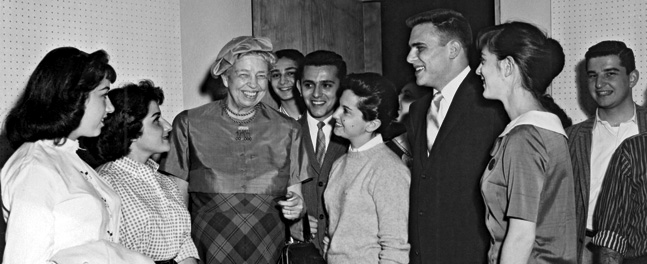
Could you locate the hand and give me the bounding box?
[278,191,304,220]
[289,215,318,241]
[322,235,330,257]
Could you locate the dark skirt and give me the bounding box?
[190,193,285,264]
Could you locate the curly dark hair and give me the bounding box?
[585,40,635,74]
[340,72,398,135]
[87,80,164,163]
[4,47,116,149]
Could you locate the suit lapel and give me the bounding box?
[321,135,348,174]
[577,120,594,206]
[411,93,434,164]
[428,74,477,158]
[299,116,322,175]
[636,105,647,132]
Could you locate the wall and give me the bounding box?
[500,0,647,123]
[551,0,647,123]
[252,0,375,74]
[0,0,185,163]
[499,0,551,33]
[180,0,252,110]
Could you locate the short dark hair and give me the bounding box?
[4,47,116,149]
[341,73,398,135]
[88,80,164,163]
[302,50,347,81]
[406,9,473,49]
[476,21,571,127]
[585,40,635,74]
[276,49,305,69]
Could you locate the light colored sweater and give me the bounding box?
[324,143,411,264]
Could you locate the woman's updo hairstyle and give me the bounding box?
[477,21,571,127]
[341,72,398,135]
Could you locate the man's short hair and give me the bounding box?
[301,50,347,81]
[406,9,473,49]
[585,40,636,73]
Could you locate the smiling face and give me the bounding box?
[270,57,299,102]
[407,23,452,89]
[68,78,114,140]
[223,54,270,113]
[300,65,341,121]
[587,55,637,110]
[476,48,508,101]
[128,101,172,162]
[332,90,376,148]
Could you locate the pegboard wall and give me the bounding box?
[551,0,647,123]
[0,0,183,160]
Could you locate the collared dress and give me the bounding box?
[1,139,152,264]
[160,100,308,264]
[97,157,199,262]
[480,111,577,264]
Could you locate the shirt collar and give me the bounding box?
[45,138,80,152]
[436,66,470,104]
[593,104,637,129]
[116,156,160,173]
[349,134,383,152]
[306,112,333,129]
[500,110,566,138]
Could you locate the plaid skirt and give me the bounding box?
[190,193,285,264]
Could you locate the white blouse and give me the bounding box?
[1,139,152,264]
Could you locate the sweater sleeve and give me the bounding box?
[369,158,411,264]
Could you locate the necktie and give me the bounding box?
[427,91,443,151]
[315,121,326,165]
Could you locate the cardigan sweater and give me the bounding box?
[325,143,411,264]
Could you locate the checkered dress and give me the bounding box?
[190,192,285,264]
[97,157,199,262]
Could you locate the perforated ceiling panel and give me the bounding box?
[0,0,182,159]
[551,0,647,123]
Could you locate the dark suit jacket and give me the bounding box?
[407,71,508,264]
[565,104,647,263]
[297,115,348,253]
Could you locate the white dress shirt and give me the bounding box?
[307,113,333,152]
[426,66,470,150]
[1,139,152,264]
[588,107,638,230]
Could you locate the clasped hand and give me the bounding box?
[278,191,305,220]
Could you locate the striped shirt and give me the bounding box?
[592,133,647,258]
[97,157,199,262]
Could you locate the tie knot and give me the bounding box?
[317,121,325,129]
[433,91,443,102]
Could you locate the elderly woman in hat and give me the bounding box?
[160,36,308,264]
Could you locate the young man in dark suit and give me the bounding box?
[290,50,349,253]
[566,40,643,264]
[404,9,508,263]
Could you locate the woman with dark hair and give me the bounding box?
[323,73,410,264]
[270,49,306,120]
[475,21,576,263]
[1,47,152,263]
[159,36,307,264]
[86,80,199,264]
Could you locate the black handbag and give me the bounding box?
[278,216,326,264]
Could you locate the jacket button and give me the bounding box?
[318,181,324,187]
[418,210,423,216]
[421,174,426,179]
[319,214,325,220]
